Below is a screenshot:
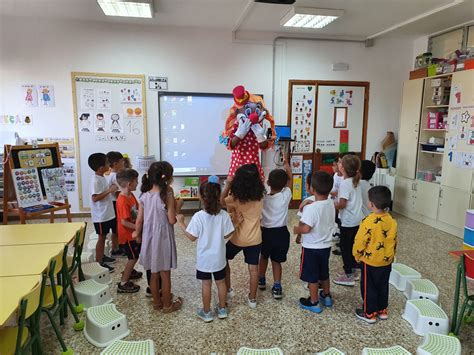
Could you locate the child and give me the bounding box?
[353,186,397,323]
[116,168,142,293]
[88,153,118,272]
[134,161,183,313]
[106,151,125,257]
[220,163,265,309]
[293,171,336,313]
[258,159,292,299]
[331,154,345,256]
[360,160,376,218]
[333,154,364,287]
[177,176,235,322]
[296,172,314,245]
[122,153,133,169]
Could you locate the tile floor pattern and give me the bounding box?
[32,212,473,354]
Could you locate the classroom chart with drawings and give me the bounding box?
[72,72,147,210]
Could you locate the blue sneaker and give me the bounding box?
[258,277,266,290]
[217,307,228,319]
[196,308,213,323]
[299,297,323,313]
[319,290,334,307]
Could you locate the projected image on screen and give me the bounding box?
[159,93,233,176]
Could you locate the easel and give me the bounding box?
[2,143,72,224]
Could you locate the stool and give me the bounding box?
[362,345,410,355]
[416,333,461,355]
[237,347,283,355]
[402,299,449,336]
[75,279,112,309]
[82,262,112,285]
[84,304,129,348]
[389,263,421,291]
[316,347,345,354]
[86,239,97,252]
[100,340,155,355]
[404,279,439,304]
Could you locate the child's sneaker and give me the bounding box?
[271,285,282,299]
[145,287,152,297]
[258,277,266,290]
[196,308,214,323]
[102,255,116,264]
[319,290,333,307]
[111,248,126,257]
[355,308,377,324]
[247,296,257,309]
[352,268,360,281]
[117,281,140,293]
[100,262,115,273]
[299,297,323,313]
[377,308,389,320]
[333,274,355,286]
[130,269,143,279]
[217,307,228,319]
[226,288,235,302]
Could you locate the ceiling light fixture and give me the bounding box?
[97,0,154,18]
[281,7,343,29]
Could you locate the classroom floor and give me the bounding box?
[36,211,473,355]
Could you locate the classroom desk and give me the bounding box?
[0,222,84,246]
[0,275,42,326]
[0,243,65,277]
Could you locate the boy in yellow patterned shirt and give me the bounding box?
[352,186,397,323]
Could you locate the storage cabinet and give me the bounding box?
[438,186,471,229]
[393,176,415,212]
[413,180,440,220]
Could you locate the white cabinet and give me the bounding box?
[396,79,423,179]
[438,186,471,229]
[413,180,440,220]
[393,176,415,213]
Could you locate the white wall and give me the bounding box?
[0,16,414,212]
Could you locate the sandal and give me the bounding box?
[162,296,183,313]
[153,302,163,310]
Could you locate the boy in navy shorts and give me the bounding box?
[258,159,292,299]
[293,171,336,313]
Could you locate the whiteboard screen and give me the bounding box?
[159,93,233,176]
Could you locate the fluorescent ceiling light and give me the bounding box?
[98,0,154,18]
[281,7,343,29]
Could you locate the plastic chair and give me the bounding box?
[402,299,449,336]
[100,339,155,355]
[0,275,44,355]
[450,252,474,336]
[416,333,461,355]
[83,304,130,348]
[361,345,411,355]
[237,347,283,355]
[316,347,345,354]
[404,279,439,304]
[41,250,84,355]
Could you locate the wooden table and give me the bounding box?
[0,243,65,277]
[0,222,84,246]
[0,275,42,326]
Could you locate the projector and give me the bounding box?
[255,0,296,4]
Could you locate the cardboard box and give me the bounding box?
[409,68,427,80]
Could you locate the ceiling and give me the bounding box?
[0,0,473,39]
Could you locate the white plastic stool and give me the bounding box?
[87,239,97,253]
[362,345,411,355]
[100,340,155,355]
[402,299,449,336]
[82,262,112,285]
[316,347,345,354]
[389,263,421,291]
[84,304,129,348]
[75,279,112,310]
[404,279,439,304]
[237,347,283,355]
[416,333,461,355]
[88,232,98,241]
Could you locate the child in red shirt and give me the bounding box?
[116,168,141,293]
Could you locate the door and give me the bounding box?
[397,79,424,179]
[413,180,440,220]
[393,176,415,213]
[438,185,471,229]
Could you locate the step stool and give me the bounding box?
[404,279,439,304]
[82,262,112,285]
[389,263,421,291]
[362,346,411,355]
[88,232,99,241]
[87,239,97,253]
[237,347,283,355]
[316,347,345,355]
[75,279,112,310]
[84,304,129,348]
[100,340,155,355]
[416,333,461,355]
[402,299,449,336]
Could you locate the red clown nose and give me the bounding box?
[249,112,259,124]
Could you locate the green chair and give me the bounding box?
[64,225,87,313]
[450,252,474,336]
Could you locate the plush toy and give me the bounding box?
[220,85,276,181]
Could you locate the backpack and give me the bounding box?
[371,151,388,169]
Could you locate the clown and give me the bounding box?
[221,85,276,181]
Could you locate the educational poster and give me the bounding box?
[292,174,302,200]
[62,159,76,192]
[109,113,123,133]
[302,159,312,200]
[290,155,303,174]
[97,88,112,110]
[12,168,44,208]
[290,85,316,153]
[123,104,143,118]
[78,113,92,132]
[38,85,55,107]
[94,113,106,132]
[80,88,95,109]
[41,168,68,202]
[21,85,38,107]
[120,87,141,103]
[449,113,459,131]
[329,88,353,106]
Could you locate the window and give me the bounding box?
[430,28,464,58]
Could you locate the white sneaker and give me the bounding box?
[226,288,235,302]
[247,296,257,309]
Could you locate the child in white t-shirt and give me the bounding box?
[177,176,235,322]
[333,155,364,287]
[360,160,376,217]
[258,160,292,299]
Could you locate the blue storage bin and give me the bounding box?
[464,227,474,247]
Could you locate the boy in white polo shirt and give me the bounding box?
[293,171,336,313]
[258,159,292,299]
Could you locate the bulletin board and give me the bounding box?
[72,72,148,211]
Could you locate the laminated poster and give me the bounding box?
[290,155,303,174]
[302,159,312,200]
[292,175,302,200]
[22,84,38,107]
[290,85,316,154]
[38,85,55,107]
[97,89,112,110]
[41,168,68,202]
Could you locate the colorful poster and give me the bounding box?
[469,130,474,145]
[38,85,55,107]
[290,155,303,174]
[41,168,68,202]
[80,88,95,109]
[62,159,76,192]
[120,87,141,103]
[292,174,302,200]
[329,88,353,106]
[122,104,143,118]
[290,85,316,153]
[340,130,349,153]
[12,168,44,208]
[22,85,38,107]
[302,159,313,200]
[97,89,112,110]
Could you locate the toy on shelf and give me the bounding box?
[427,112,447,130]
